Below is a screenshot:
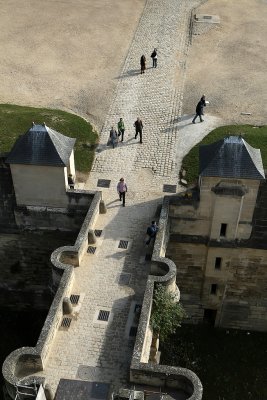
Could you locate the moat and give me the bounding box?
[160,324,267,400]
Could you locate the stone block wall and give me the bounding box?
[166,236,267,331]
[14,190,95,232]
[166,242,205,296]
[0,156,17,232]
[198,177,259,240]
[10,164,68,208]
[166,241,205,323]
[0,231,76,310]
[165,176,267,331]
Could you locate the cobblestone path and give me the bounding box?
[41,0,207,396]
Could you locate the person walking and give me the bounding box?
[151,48,157,68]
[146,221,159,245]
[109,126,118,148]
[134,117,143,144]
[200,94,206,108]
[117,177,127,207]
[117,117,125,142]
[68,174,75,189]
[192,99,205,124]
[140,55,146,74]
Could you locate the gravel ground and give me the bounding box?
[183,0,267,127]
[0,0,266,132]
[0,0,145,131]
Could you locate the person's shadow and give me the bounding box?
[116,69,140,79]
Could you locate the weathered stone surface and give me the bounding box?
[167,175,267,331]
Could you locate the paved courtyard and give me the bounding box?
[0,0,265,397]
[34,0,220,397]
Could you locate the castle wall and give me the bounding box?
[210,194,243,240]
[166,241,205,323]
[10,164,68,207]
[14,205,87,232]
[0,158,17,232]
[167,237,267,331]
[167,173,267,331]
[170,205,209,237]
[169,177,260,240]
[198,177,259,240]
[0,231,76,310]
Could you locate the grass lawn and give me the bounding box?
[0,104,98,173]
[183,125,267,184]
[160,324,267,400]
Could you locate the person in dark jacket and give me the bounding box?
[109,127,118,148]
[134,117,143,143]
[68,174,75,189]
[140,55,146,74]
[192,99,205,123]
[146,221,159,245]
[151,48,158,68]
[200,94,206,107]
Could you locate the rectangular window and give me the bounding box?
[215,257,222,269]
[210,284,217,295]
[220,223,227,237]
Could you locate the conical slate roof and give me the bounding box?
[199,136,265,180]
[6,123,76,167]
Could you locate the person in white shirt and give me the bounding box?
[117,177,127,207]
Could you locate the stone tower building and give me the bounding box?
[167,136,267,330]
[6,123,76,208]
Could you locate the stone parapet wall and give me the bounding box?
[14,189,96,232]
[130,196,203,400]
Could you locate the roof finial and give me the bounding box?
[43,122,46,127]
[32,121,35,127]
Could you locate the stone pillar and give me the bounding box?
[63,297,73,315]
[149,332,160,364]
[88,229,97,244]
[44,384,53,400]
[99,200,107,214]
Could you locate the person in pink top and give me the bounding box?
[117,177,127,207]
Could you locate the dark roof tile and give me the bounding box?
[199,136,265,180]
[6,124,76,166]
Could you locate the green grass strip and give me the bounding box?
[183,125,267,184]
[0,104,98,173]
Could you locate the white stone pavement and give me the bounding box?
[39,0,223,396]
